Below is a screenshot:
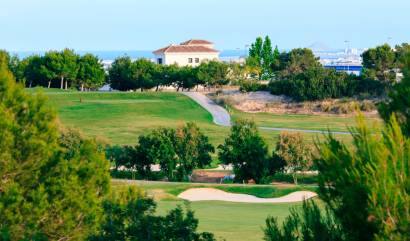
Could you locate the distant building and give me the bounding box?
[153,39,219,66]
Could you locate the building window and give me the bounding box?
[188,58,193,63]
[195,58,199,63]
[157,58,163,64]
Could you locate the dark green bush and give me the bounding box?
[271,172,318,184]
[269,68,386,101]
[239,80,268,92]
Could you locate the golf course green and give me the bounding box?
[28,88,371,148]
[26,88,371,241]
[112,180,316,241]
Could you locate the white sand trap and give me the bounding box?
[178,188,317,203]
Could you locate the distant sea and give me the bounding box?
[11,50,245,61]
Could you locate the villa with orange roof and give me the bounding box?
[153,39,219,67]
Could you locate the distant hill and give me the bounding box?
[308,42,330,52]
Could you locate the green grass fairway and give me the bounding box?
[156,200,301,241]
[29,88,361,147]
[112,180,313,241]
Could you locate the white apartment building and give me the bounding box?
[153,39,219,67]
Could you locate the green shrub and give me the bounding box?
[271,172,318,184]
[239,80,268,92]
[269,67,386,101]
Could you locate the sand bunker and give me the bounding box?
[178,188,317,203]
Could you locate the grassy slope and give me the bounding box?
[112,180,313,241]
[31,88,358,148]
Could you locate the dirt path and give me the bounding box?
[183,92,350,135]
[178,188,317,203]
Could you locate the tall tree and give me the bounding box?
[261,36,274,78]
[43,49,79,89]
[362,44,396,83]
[108,56,134,91]
[132,58,156,91]
[77,53,105,91]
[24,55,49,88]
[0,59,110,240]
[249,37,263,66]
[248,36,278,80]
[174,122,215,180]
[274,132,313,184]
[218,119,269,183]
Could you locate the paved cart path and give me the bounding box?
[182,92,351,135]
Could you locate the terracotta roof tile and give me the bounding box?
[153,45,219,54]
[180,39,213,45]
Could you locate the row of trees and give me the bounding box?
[1,49,105,90]
[244,37,410,101]
[107,122,215,181]
[269,67,385,101]
[109,57,229,91]
[264,52,410,241]
[0,51,215,241]
[219,120,313,184]
[362,43,410,83]
[247,36,280,79]
[108,119,314,184]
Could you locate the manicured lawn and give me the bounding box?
[156,200,301,241]
[28,88,358,149]
[112,179,313,241]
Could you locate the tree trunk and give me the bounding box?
[177,86,180,92]
[81,83,84,92]
[65,80,68,90]
[48,81,51,88]
[60,76,64,89]
[155,85,159,92]
[293,173,298,185]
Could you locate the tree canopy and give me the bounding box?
[218,119,269,183]
[0,58,110,240]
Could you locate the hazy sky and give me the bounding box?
[1,0,409,51]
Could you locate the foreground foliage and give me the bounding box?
[89,187,215,241]
[0,55,111,240]
[264,115,410,241]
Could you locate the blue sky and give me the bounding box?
[1,0,409,51]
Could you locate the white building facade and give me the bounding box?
[153,39,219,67]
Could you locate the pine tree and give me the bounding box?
[0,59,110,240]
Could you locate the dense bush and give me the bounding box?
[269,68,386,101]
[270,172,318,184]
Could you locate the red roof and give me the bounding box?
[153,45,219,54]
[180,39,213,45]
